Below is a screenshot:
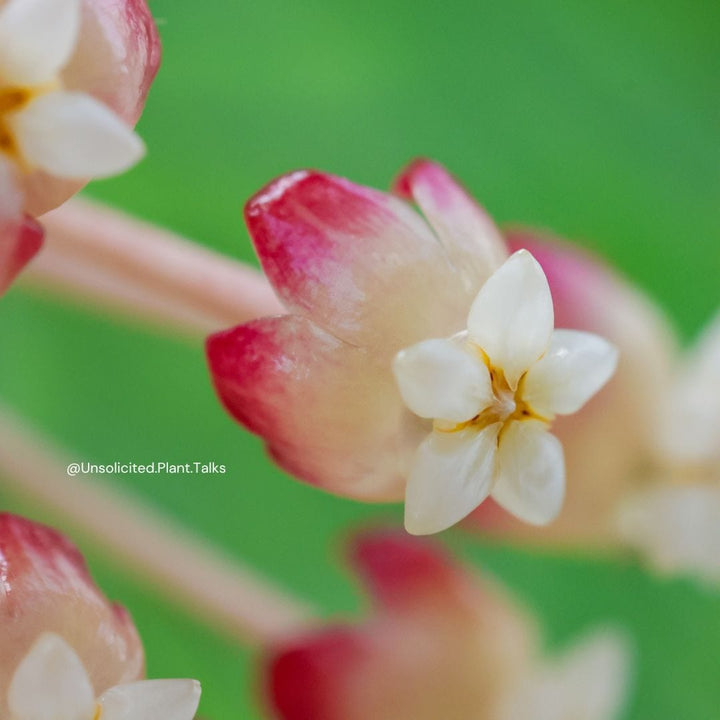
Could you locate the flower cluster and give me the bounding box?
[0,0,715,712]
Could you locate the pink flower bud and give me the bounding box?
[0,513,144,715]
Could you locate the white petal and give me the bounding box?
[492,420,565,525]
[404,424,500,535]
[99,680,202,720]
[501,629,631,720]
[9,91,145,179]
[467,249,554,389]
[0,0,80,85]
[8,632,96,720]
[393,338,493,422]
[616,485,720,584]
[522,329,619,416]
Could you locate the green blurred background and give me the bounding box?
[1,0,719,716]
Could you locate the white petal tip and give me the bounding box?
[11,92,147,180]
[404,511,450,536]
[467,249,554,388]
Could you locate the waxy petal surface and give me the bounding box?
[8,633,96,720]
[207,316,424,500]
[523,329,619,417]
[11,91,145,178]
[0,514,144,716]
[393,338,492,422]
[245,170,480,354]
[405,425,500,535]
[467,250,554,389]
[21,0,161,216]
[393,159,507,290]
[492,421,565,525]
[0,0,80,85]
[99,679,202,720]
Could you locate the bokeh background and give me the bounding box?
[1,0,719,716]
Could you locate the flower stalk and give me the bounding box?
[0,404,316,645]
[20,199,283,337]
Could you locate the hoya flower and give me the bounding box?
[8,633,201,720]
[0,0,160,222]
[394,249,618,534]
[470,230,675,545]
[617,308,720,583]
[265,531,630,720]
[0,513,144,713]
[207,160,617,534]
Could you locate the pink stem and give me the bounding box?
[21,200,284,337]
[0,404,317,645]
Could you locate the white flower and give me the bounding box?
[616,309,720,584]
[0,0,144,184]
[8,633,201,720]
[393,249,619,535]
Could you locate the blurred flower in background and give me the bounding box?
[9,633,201,720]
[0,0,160,295]
[0,513,201,718]
[618,308,720,584]
[0,512,144,711]
[265,530,630,720]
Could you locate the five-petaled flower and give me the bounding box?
[8,633,201,720]
[207,160,618,535]
[394,249,618,534]
[469,229,674,545]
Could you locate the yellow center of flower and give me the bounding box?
[434,345,550,438]
[92,703,103,720]
[0,85,32,158]
[0,79,56,167]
